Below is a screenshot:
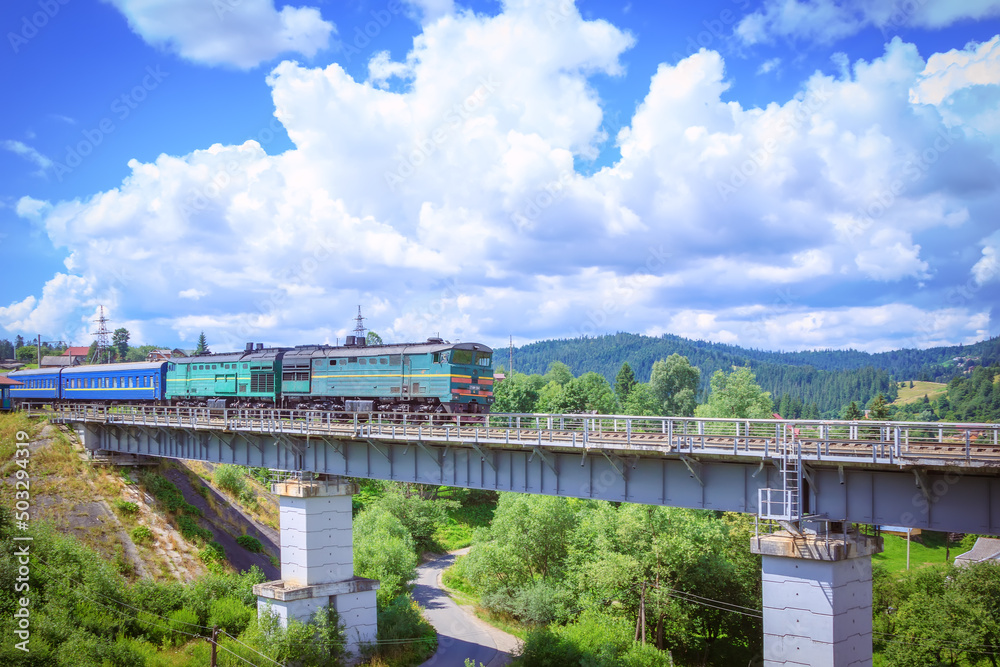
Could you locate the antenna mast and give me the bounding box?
[353,305,367,339]
[90,305,111,364]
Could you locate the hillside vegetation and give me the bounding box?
[507,333,1000,416]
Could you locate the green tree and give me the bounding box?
[536,379,588,414]
[576,372,618,414]
[536,380,566,414]
[366,331,383,346]
[464,494,577,597]
[695,366,773,419]
[868,393,890,420]
[614,362,637,401]
[112,327,130,361]
[194,331,210,355]
[842,401,862,420]
[15,345,37,363]
[14,335,24,349]
[0,339,13,359]
[353,507,418,608]
[492,372,541,414]
[649,354,700,416]
[544,361,574,386]
[622,383,661,416]
[126,344,158,362]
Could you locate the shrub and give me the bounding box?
[139,471,187,513]
[114,499,139,517]
[239,488,258,510]
[131,525,154,544]
[167,608,201,646]
[177,515,213,543]
[208,596,254,636]
[236,534,263,553]
[200,541,226,565]
[213,464,247,497]
[353,507,418,608]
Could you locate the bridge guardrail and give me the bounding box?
[20,403,1000,468]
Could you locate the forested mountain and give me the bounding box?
[508,333,1000,416]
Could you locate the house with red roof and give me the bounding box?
[62,347,91,365]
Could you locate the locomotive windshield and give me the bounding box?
[449,349,492,366]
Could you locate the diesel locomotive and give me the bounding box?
[8,336,494,414]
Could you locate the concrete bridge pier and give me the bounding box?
[253,477,378,657]
[751,523,882,667]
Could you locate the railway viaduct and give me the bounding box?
[32,404,1000,666]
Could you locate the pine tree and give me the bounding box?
[843,401,862,420]
[868,393,890,420]
[194,331,210,356]
[112,328,130,361]
[614,362,636,401]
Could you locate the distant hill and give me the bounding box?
[506,333,1000,416]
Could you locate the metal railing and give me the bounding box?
[22,403,1000,467]
[758,488,796,521]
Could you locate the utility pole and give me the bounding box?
[509,335,513,374]
[36,334,41,367]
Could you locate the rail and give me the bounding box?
[22,403,1000,468]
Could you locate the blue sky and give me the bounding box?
[1,0,999,354]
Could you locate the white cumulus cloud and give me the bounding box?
[107,0,335,69]
[2,4,998,351]
[736,0,1000,46]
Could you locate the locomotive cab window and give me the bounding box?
[477,352,492,366]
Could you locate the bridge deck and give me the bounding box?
[28,403,1000,469]
[22,404,1000,534]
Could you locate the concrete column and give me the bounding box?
[751,524,882,667]
[254,477,378,657]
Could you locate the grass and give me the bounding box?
[873,530,961,572]
[893,381,947,406]
[433,503,495,551]
[441,555,531,641]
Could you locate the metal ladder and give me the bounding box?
[758,440,802,522]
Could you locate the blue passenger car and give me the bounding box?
[61,362,167,402]
[8,367,62,403]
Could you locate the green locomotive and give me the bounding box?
[164,338,493,414]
